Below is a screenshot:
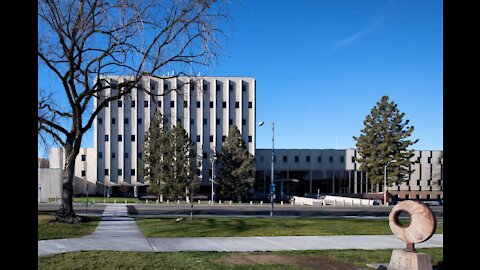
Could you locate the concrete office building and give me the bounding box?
[93,76,256,194]
[255,149,443,200]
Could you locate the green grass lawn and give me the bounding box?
[38,248,443,270]
[38,213,101,240]
[136,217,443,237]
[73,197,140,203]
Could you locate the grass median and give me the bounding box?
[38,248,443,270]
[38,213,101,240]
[136,217,443,237]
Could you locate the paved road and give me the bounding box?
[126,204,444,219]
[38,204,443,257]
[38,203,106,216]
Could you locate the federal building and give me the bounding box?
[40,76,443,201]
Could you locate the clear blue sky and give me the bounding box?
[38,0,443,156]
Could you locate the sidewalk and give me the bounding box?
[38,204,443,257]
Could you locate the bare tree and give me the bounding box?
[38,0,228,223]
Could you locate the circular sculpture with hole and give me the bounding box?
[389,200,436,244]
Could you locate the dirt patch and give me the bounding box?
[213,253,361,270]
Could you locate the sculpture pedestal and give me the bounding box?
[388,249,432,270]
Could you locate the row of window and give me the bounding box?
[97,152,142,159]
[146,81,250,92]
[99,169,136,176]
[105,100,253,109]
[99,117,250,126]
[104,133,252,143]
[259,155,345,163]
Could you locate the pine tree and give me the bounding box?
[142,111,171,200]
[170,123,197,200]
[353,96,419,189]
[217,126,255,201]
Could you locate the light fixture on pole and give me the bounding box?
[384,159,397,206]
[258,121,275,216]
[211,152,216,204]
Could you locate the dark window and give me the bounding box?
[229,84,234,91]
[98,117,103,124]
[437,194,441,199]
[248,101,253,108]
[131,100,135,107]
[203,153,208,159]
[417,157,421,163]
[105,135,109,141]
[150,82,156,90]
[197,101,201,108]
[405,194,409,199]
[329,156,333,163]
[428,180,431,186]
[317,156,322,162]
[416,194,420,199]
[248,136,252,143]
[118,100,122,107]
[283,156,288,162]
[118,169,122,176]
[124,118,129,124]
[81,155,86,161]
[216,83,221,91]
[138,118,143,124]
[340,156,344,163]
[111,152,116,159]
[242,118,246,125]
[184,101,188,108]
[222,101,227,108]
[112,118,116,124]
[98,152,103,159]
[294,156,299,162]
[210,101,214,108]
[131,135,135,141]
[417,180,421,186]
[242,84,247,92]
[352,156,356,163]
[427,194,431,199]
[196,135,201,142]
[203,84,208,91]
[105,169,109,176]
[164,83,168,91]
[216,118,220,125]
[105,101,109,107]
[235,102,239,108]
[229,119,233,125]
[144,101,148,107]
[306,156,310,162]
[210,135,213,142]
[222,136,226,142]
[428,157,432,163]
[203,118,207,125]
[138,152,142,158]
[170,100,175,108]
[81,170,86,177]
[190,82,195,91]
[157,100,161,107]
[118,135,122,141]
[177,119,182,125]
[190,118,194,125]
[124,152,129,159]
[131,169,136,176]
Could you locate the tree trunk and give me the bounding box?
[56,138,83,223]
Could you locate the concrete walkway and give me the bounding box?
[38,204,443,257]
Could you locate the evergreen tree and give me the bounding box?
[353,96,419,190]
[170,123,197,200]
[217,126,255,201]
[143,111,171,200]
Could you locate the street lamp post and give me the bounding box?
[258,121,275,216]
[384,159,397,206]
[211,153,216,204]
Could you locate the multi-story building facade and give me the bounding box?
[93,76,256,194]
[255,149,443,200]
